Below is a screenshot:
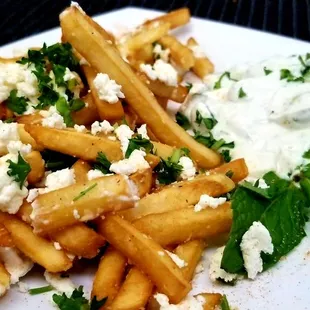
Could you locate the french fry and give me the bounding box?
[187,37,214,78]
[18,124,43,151]
[25,151,45,185]
[110,267,153,310]
[0,212,72,272]
[143,8,190,30]
[0,103,14,119]
[152,141,175,159]
[209,158,248,183]
[16,201,32,223]
[200,293,223,310]
[98,215,191,303]
[0,262,10,296]
[82,65,124,121]
[133,203,232,247]
[32,171,151,234]
[72,159,92,183]
[72,93,99,125]
[60,7,221,169]
[0,224,13,247]
[17,113,42,125]
[155,96,168,110]
[136,71,188,103]
[159,35,195,71]
[92,247,127,307]
[132,44,154,63]
[118,174,234,221]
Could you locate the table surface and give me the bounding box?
[0,0,310,47]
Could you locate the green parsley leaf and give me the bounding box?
[125,134,153,158]
[6,89,28,115]
[220,149,231,162]
[302,149,310,159]
[194,131,215,148]
[41,150,76,171]
[240,180,271,199]
[53,286,89,310]
[300,177,310,202]
[185,82,193,91]
[238,87,247,98]
[17,49,45,70]
[29,285,54,295]
[69,99,85,112]
[7,152,31,189]
[73,183,98,202]
[263,67,272,75]
[90,296,107,310]
[220,295,231,310]
[195,110,218,130]
[298,55,307,67]
[176,112,191,130]
[56,97,74,127]
[214,72,236,89]
[93,152,111,174]
[53,64,67,87]
[225,170,234,179]
[3,118,16,123]
[280,69,304,83]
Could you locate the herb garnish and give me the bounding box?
[214,72,236,89]
[280,69,304,83]
[303,148,310,159]
[176,112,191,130]
[185,82,193,91]
[29,285,54,295]
[125,134,153,158]
[263,67,272,75]
[238,87,247,98]
[6,89,28,115]
[195,110,218,130]
[220,295,231,310]
[93,152,111,174]
[73,183,98,202]
[41,150,76,171]
[7,152,31,189]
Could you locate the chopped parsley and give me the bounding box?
[214,71,236,89]
[176,112,191,130]
[221,149,232,163]
[280,69,304,83]
[220,295,231,310]
[6,89,28,115]
[303,149,310,159]
[185,82,193,91]
[29,285,54,295]
[264,67,272,75]
[73,183,98,202]
[125,134,153,158]
[195,110,218,130]
[41,150,76,171]
[225,170,234,178]
[238,87,247,98]
[7,152,31,189]
[52,64,67,87]
[93,152,111,174]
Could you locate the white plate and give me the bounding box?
[1,7,310,310]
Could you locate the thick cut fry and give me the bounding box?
[200,293,223,310]
[155,96,168,110]
[0,262,10,296]
[159,35,195,71]
[25,151,45,185]
[133,203,232,247]
[0,213,72,272]
[187,37,214,78]
[72,159,92,183]
[209,158,248,183]
[92,247,127,307]
[0,224,13,247]
[144,8,190,30]
[136,71,188,103]
[17,113,42,125]
[110,267,153,310]
[60,7,221,169]
[118,174,235,221]
[132,44,153,63]
[72,93,99,125]
[98,215,191,303]
[18,124,43,151]
[152,141,175,159]
[82,65,124,121]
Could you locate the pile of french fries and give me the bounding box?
[0,5,250,309]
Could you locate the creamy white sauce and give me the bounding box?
[182,54,310,178]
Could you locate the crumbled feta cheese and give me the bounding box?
[0,121,20,155]
[154,293,205,310]
[209,246,238,283]
[114,124,134,155]
[140,59,178,87]
[17,281,29,293]
[74,124,87,133]
[153,44,170,62]
[110,150,149,175]
[73,209,80,220]
[0,154,28,214]
[44,168,76,192]
[79,57,89,66]
[91,120,114,135]
[165,251,188,268]
[137,124,149,139]
[189,45,206,58]
[40,106,66,129]
[195,262,205,274]
[194,194,227,212]
[258,179,269,189]
[189,83,208,95]
[87,169,105,180]
[93,73,125,103]
[7,140,32,155]
[240,221,274,279]
[0,247,33,284]
[54,242,62,251]
[179,156,196,180]
[44,271,75,295]
[26,188,39,203]
[0,284,7,297]
[63,68,76,82]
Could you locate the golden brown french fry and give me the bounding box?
[60,7,221,169]
[110,267,153,310]
[0,212,72,272]
[133,203,232,247]
[209,158,248,183]
[0,56,21,63]
[136,71,188,103]
[72,93,99,125]
[143,8,190,30]
[72,159,92,183]
[0,262,10,296]
[82,65,124,121]
[92,247,127,307]
[17,113,42,125]
[0,224,13,247]
[25,151,45,185]
[16,201,32,223]
[152,141,175,159]
[200,293,223,310]
[159,35,195,71]
[0,103,14,119]
[132,44,154,63]
[155,96,168,110]
[98,215,191,303]
[18,124,44,151]
[118,174,234,221]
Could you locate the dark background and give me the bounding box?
[0,0,310,46]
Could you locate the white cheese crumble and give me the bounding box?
[240,221,274,279]
[87,169,105,180]
[93,73,125,103]
[0,154,28,214]
[258,179,270,189]
[0,247,33,284]
[91,120,114,135]
[140,59,178,87]
[194,194,227,212]
[7,140,32,155]
[40,106,66,129]
[114,124,134,155]
[110,149,149,175]
[153,43,170,62]
[179,156,196,180]
[73,209,81,220]
[0,121,20,155]
[26,188,39,203]
[44,271,75,295]
[154,293,205,310]
[17,281,29,293]
[44,168,76,193]
[189,45,206,58]
[165,251,188,268]
[209,246,238,283]
[79,58,89,66]
[137,124,149,139]
[53,242,62,251]
[74,124,87,133]
[63,67,76,82]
